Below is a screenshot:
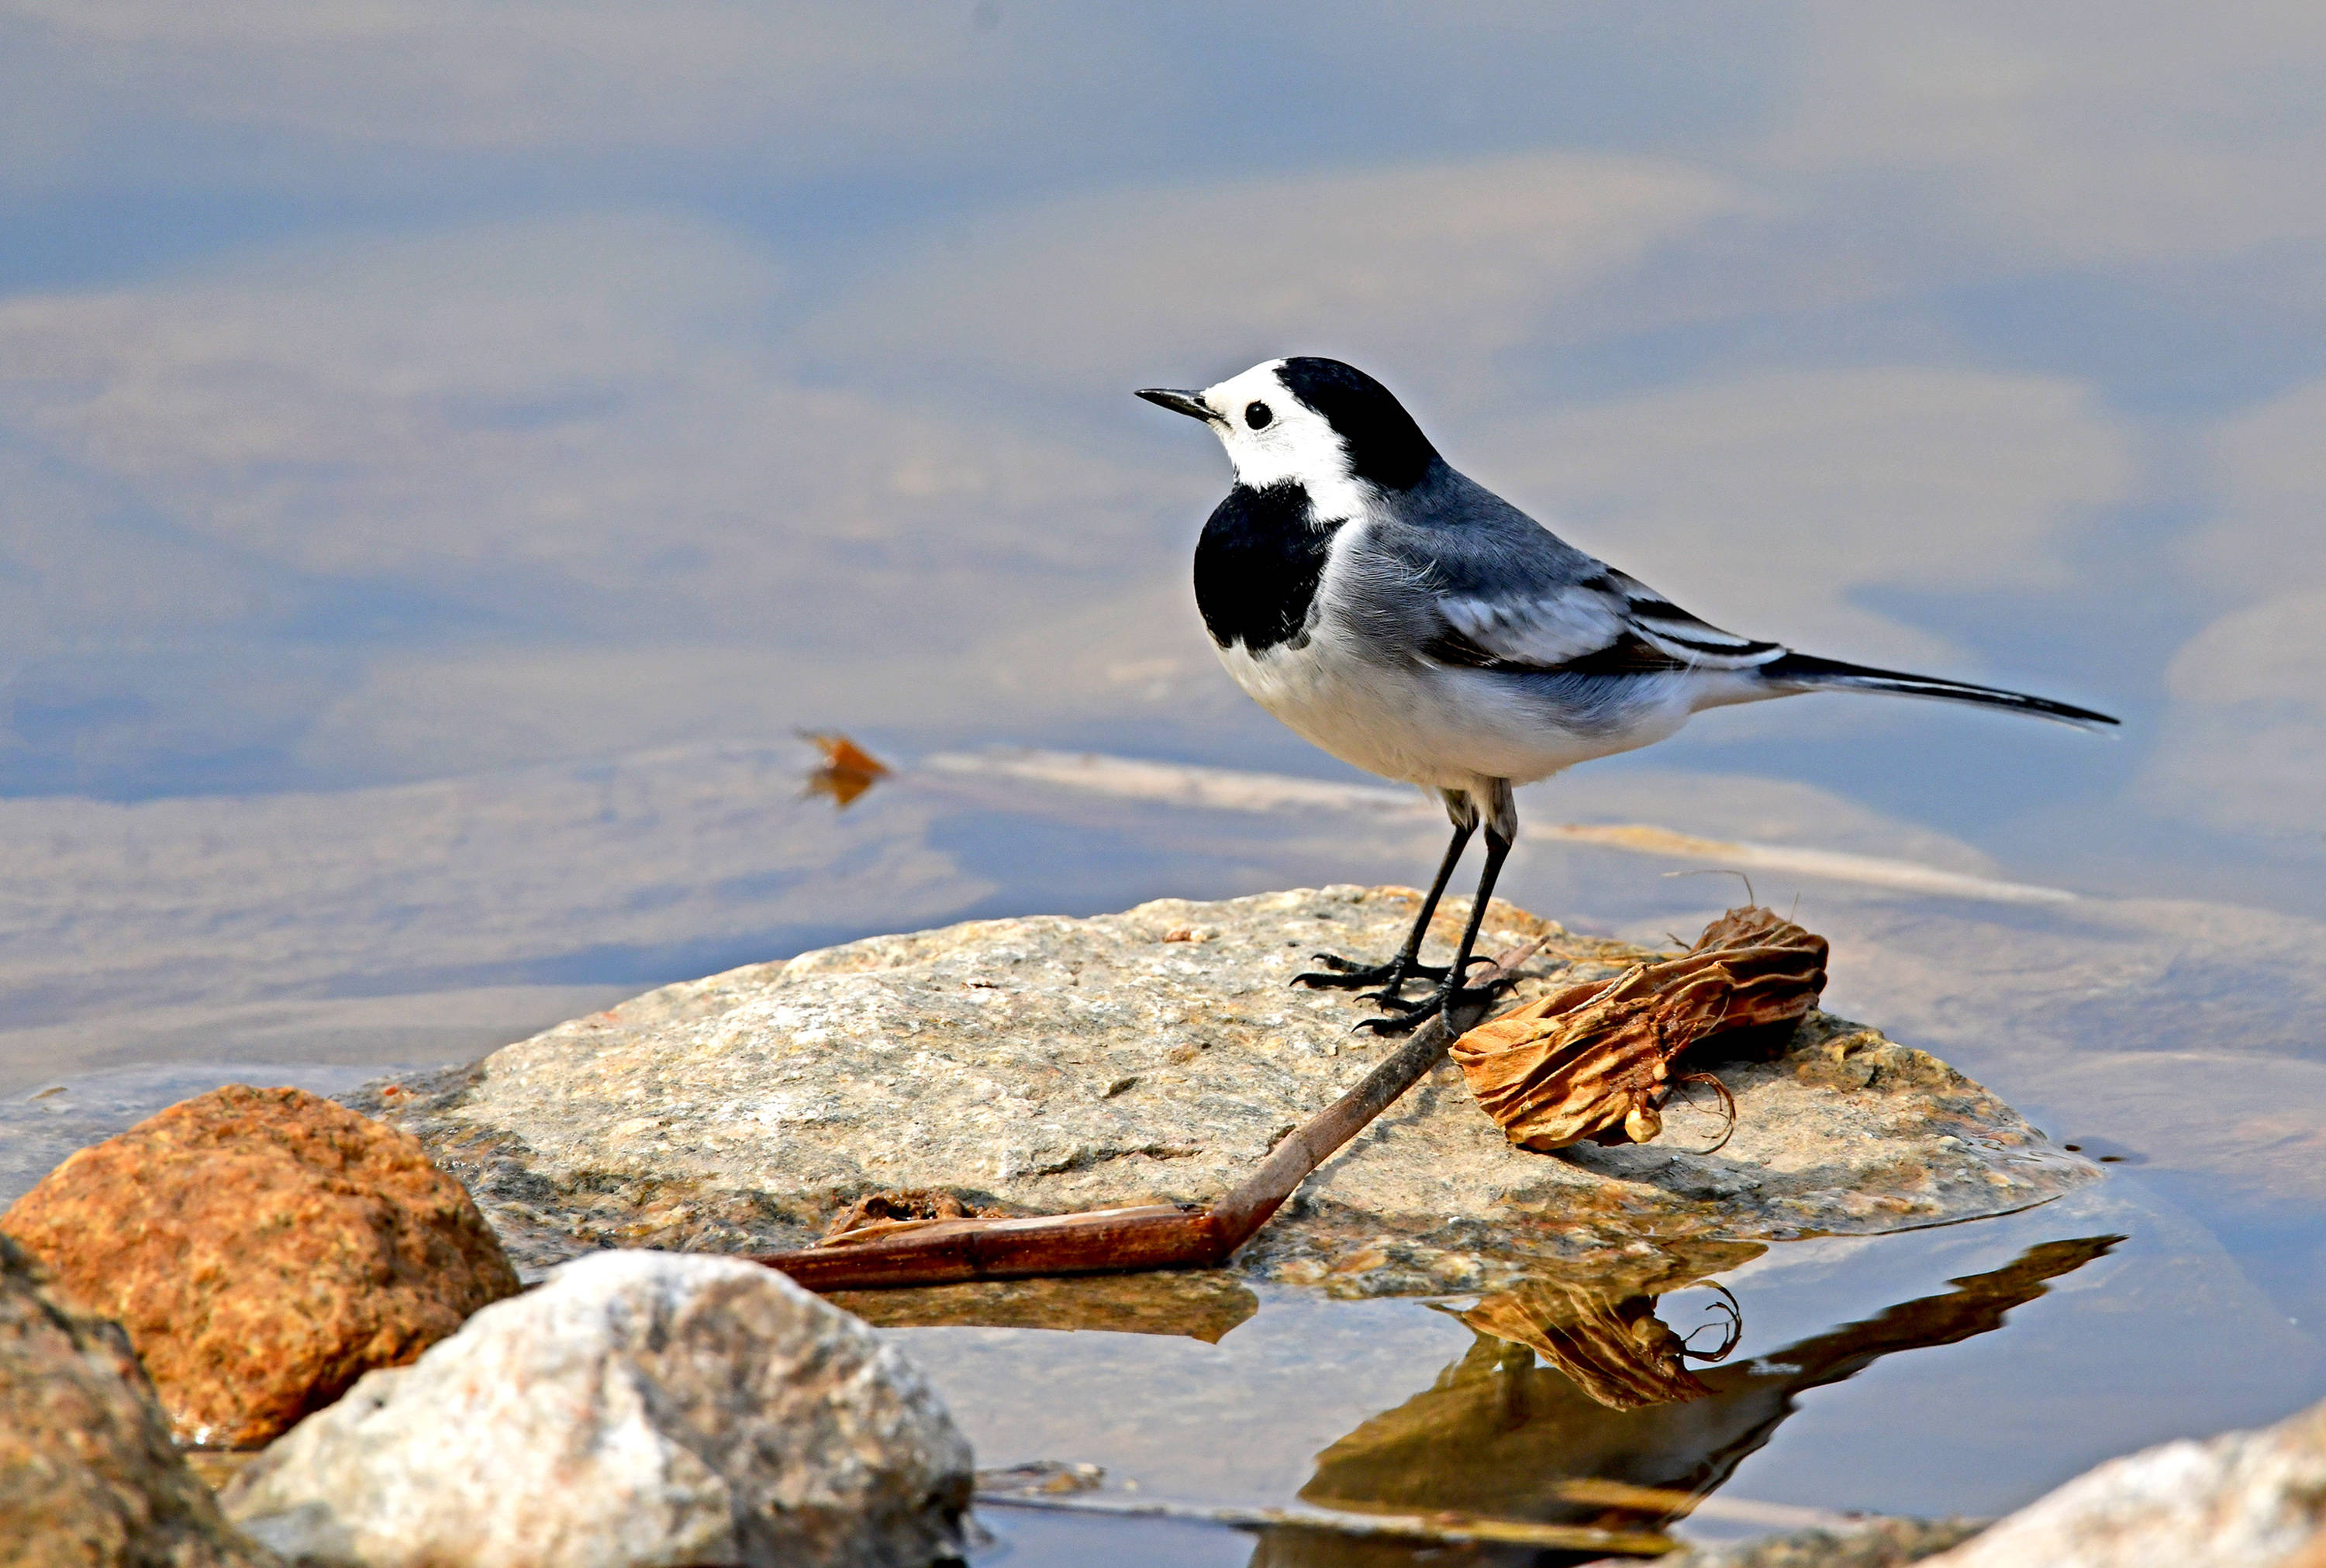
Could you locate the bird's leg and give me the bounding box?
[1292,812,1473,998]
[1359,782,1519,1035]
[1356,829,1513,1033]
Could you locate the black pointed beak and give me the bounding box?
[1136,388,1217,422]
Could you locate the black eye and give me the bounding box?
[1244,401,1273,429]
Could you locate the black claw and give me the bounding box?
[1290,952,1448,994]
[1351,976,1511,1036]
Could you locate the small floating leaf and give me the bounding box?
[799,730,891,808]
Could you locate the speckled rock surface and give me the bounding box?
[0,1235,279,1568]
[1925,1393,2326,1567]
[351,887,2096,1295]
[2,1084,520,1447]
[220,1249,971,1568]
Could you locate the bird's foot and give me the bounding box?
[1290,952,1448,997]
[1352,964,1509,1036]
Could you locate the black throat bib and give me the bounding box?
[1193,480,1341,655]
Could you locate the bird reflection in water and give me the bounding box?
[1255,1235,2121,1567]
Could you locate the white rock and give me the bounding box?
[1927,1394,2326,1567]
[220,1250,971,1568]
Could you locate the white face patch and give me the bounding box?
[1197,360,1369,522]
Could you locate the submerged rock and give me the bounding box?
[1662,1518,1986,1566]
[1659,1391,2326,1567]
[0,1235,278,1568]
[220,1249,972,1568]
[2,1084,520,1447]
[830,1270,1260,1342]
[353,887,2096,1294]
[1925,1392,2326,1567]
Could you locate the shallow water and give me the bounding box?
[5,9,2326,1562]
[6,761,2324,1560]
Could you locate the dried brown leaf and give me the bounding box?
[1448,905,1826,1153]
[800,730,890,809]
[821,1188,988,1243]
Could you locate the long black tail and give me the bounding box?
[1758,651,2117,729]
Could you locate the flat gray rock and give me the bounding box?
[354,887,2096,1296]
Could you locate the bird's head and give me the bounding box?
[1137,357,1440,515]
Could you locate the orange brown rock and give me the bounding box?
[2,1084,520,1449]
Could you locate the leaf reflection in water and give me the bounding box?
[1272,1235,2121,1562]
[1458,1274,1742,1411]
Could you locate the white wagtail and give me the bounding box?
[1138,357,2116,1033]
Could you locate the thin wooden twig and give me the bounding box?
[750,939,1545,1291]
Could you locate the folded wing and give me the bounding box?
[1426,568,1787,677]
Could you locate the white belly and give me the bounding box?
[1212,625,1698,791]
